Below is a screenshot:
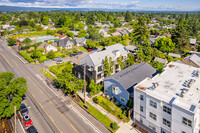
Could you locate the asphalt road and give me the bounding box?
[0,40,110,133]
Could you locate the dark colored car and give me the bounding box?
[23,114,32,127]
[20,104,29,115]
[26,126,38,133]
[70,54,77,57]
[77,51,83,55]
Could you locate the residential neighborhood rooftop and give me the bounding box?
[80,43,129,66]
[105,62,157,93]
[136,62,200,113]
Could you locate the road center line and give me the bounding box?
[28,89,63,133]
[0,54,12,68]
[27,76,79,133]
[12,59,18,66]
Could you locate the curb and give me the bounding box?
[68,94,114,133]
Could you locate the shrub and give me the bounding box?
[19,51,34,63]
[7,37,17,45]
[47,50,55,59]
[118,114,124,119]
[93,96,98,103]
[110,122,118,130]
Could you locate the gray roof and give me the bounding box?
[190,39,197,45]
[74,37,86,44]
[119,30,128,36]
[190,54,200,67]
[105,63,157,93]
[70,31,79,36]
[154,57,168,64]
[59,39,71,48]
[81,43,129,67]
[125,45,137,51]
[168,53,181,58]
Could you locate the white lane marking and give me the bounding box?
[0,47,2,51]
[18,119,26,133]
[68,105,102,133]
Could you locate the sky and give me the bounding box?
[0,0,200,11]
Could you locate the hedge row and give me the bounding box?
[19,51,34,63]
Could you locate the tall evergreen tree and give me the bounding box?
[132,16,150,46]
[125,11,132,22]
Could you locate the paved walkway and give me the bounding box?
[78,91,140,133]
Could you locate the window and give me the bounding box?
[78,72,81,79]
[163,106,171,115]
[149,112,156,120]
[140,95,143,101]
[163,118,171,128]
[182,117,192,127]
[120,97,125,103]
[97,73,102,79]
[140,106,143,112]
[150,100,157,109]
[149,122,156,131]
[140,117,143,123]
[112,86,119,94]
[98,66,102,72]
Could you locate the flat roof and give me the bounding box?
[136,62,200,113]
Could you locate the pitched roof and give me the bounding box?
[111,32,121,37]
[125,45,137,51]
[190,38,197,45]
[74,37,86,44]
[59,39,71,48]
[154,57,168,64]
[190,54,200,67]
[168,53,181,58]
[105,63,157,93]
[81,43,129,66]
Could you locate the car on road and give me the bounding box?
[77,51,83,55]
[88,49,94,52]
[23,114,32,127]
[26,126,38,133]
[43,59,51,63]
[93,48,98,51]
[56,60,64,64]
[54,57,61,61]
[20,104,29,115]
[70,54,77,57]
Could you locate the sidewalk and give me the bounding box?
[78,91,140,133]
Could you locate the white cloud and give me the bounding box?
[0,0,140,9]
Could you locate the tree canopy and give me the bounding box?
[0,72,27,119]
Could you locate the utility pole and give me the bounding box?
[14,106,16,133]
[34,37,37,63]
[84,62,86,105]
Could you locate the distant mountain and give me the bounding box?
[0,5,199,12]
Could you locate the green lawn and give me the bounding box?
[95,96,129,122]
[42,71,55,80]
[48,61,72,75]
[79,101,119,132]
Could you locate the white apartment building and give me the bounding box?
[134,62,200,133]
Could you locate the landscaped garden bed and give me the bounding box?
[79,101,119,132]
[93,95,129,122]
[0,119,12,133]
